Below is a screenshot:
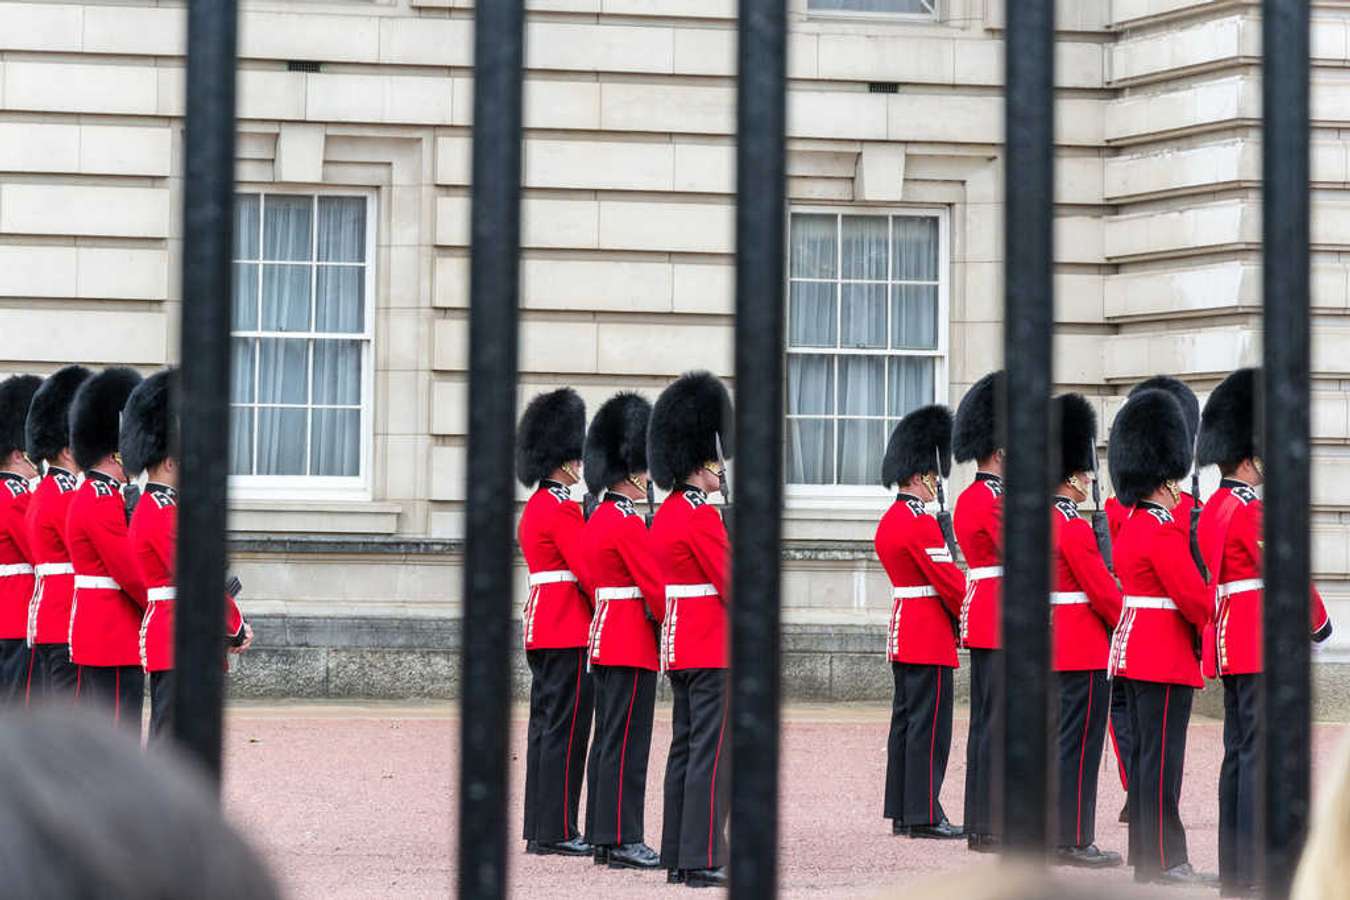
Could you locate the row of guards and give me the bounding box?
[163,1,1319,899]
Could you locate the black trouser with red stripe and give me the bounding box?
[661,668,729,871]
[1218,673,1260,891]
[1122,677,1192,879]
[0,638,30,704]
[964,647,1000,837]
[1109,678,1134,792]
[522,647,594,844]
[1055,669,1109,848]
[885,662,953,826]
[149,670,176,740]
[77,664,145,731]
[584,663,656,846]
[39,643,79,698]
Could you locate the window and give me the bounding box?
[230,192,373,491]
[786,210,946,487]
[807,0,937,16]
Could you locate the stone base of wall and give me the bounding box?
[229,615,1350,719]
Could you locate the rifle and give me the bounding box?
[933,448,961,564]
[1089,440,1113,572]
[714,433,732,535]
[1190,468,1209,580]
[582,491,599,521]
[645,479,656,527]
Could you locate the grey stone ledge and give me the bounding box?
[230,534,874,560]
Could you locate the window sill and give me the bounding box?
[228,499,402,535]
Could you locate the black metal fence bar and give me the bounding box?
[173,0,240,782]
[1261,1,1313,895]
[457,2,526,898]
[729,1,788,896]
[1000,0,1056,854]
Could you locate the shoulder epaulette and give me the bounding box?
[984,479,1004,498]
[90,480,115,498]
[616,497,637,518]
[3,479,25,498]
[1146,507,1173,525]
[547,484,571,504]
[54,472,77,493]
[905,498,926,517]
[1054,499,1078,522]
[1232,486,1257,505]
[683,489,706,509]
[150,490,177,510]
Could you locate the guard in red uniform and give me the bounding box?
[649,371,732,890]
[0,375,42,702]
[579,392,665,872]
[23,364,92,699]
[515,388,594,858]
[121,369,251,739]
[1194,368,1333,896]
[1106,388,1215,886]
[951,370,1003,851]
[1049,394,1123,868]
[875,405,966,840]
[65,367,146,727]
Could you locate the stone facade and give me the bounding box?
[1,0,1346,697]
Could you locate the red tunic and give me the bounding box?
[1050,497,1122,672]
[517,481,592,650]
[1107,501,1210,687]
[1197,481,1332,676]
[954,473,1003,649]
[65,471,147,667]
[580,493,666,671]
[24,467,79,646]
[649,486,729,671]
[0,474,35,640]
[874,494,967,667]
[128,484,245,672]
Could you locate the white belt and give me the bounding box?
[666,583,718,599]
[968,566,1003,581]
[595,586,643,601]
[528,570,577,587]
[1216,578,1263,600]
[1050,592,1090,606]
[892,586,938,599]
[147,587,176,602]
[1123,595,1178,611]
[35,562,74,577]
[74,575,122,592]
[0,563,33,577]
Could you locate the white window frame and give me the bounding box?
[803,0,939,22]
[228,187,378,503]
[784,205,950,505]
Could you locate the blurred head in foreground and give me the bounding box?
[1293,732,1350,900]
[0,712,279,900]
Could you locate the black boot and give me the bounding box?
[1053,844,1123,869]
[668,869,686,884]
[967,833,1000,854]
[905,817,964,840]
[685,867,728,888]
[592,845,611,866]
[1150,863,1218,886]
[528,835,593,857]
[1117,801,1129,824]
[608,842,661,870]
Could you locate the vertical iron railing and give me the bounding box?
[730,1,788,896]
[174,0,240,782]
[1261,1,1312,896]
[1000,0,1056,855]
[457,2,525,898]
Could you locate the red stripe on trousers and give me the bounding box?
[1108,717,1127,790]
[929,667,941,823]
[561,649,584,837]
[24,647,36,708]
[616,670,639,841]
[75,665,82,699]
[1158,685,1170,869]
[114,668,121,724]
[707,698,728,868]
[1075,675,1094,846]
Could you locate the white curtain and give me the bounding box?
[808,0,932,12]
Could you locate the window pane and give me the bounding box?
[234,194,260,260]
[838,419,885,485]
[231,338,256,403]
[809,0,931,11]
[261,264,312,332]
[787,355,834,415]
[233,262,258,331]
[840,283,886,349]
[839,356,884,416]
[263,195,313,261]
[841,216,888,280]
[891,284,938,349]
[230,407,254,475]
[893,216,939,281]
[313,340,362,405]
[258,338,309,404]
[786,419,833,485]
[317,197,367,262]
[316,266,364,333]
[310,409,360,476]
[888,357,936,418]
[789,213,836,278]
[788,281,836,348]
[256,408,307,475]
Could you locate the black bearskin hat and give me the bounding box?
[648,371,734,491]
[0,375,42,459]
[25,365,92,464]
[119,368,177,477]
[882,404,953,489]
[1129,375,1199,444]
[515,387,585,487]
[1108,388,1191,506]
[584,392,653,495]
[1197,368,1258,470]
[70,367,143,472]
[1054,393,1097,482]
[953,370,1004,464]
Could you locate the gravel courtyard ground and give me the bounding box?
[221,701,1348,900]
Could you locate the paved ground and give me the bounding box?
[221,701,1348,899]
